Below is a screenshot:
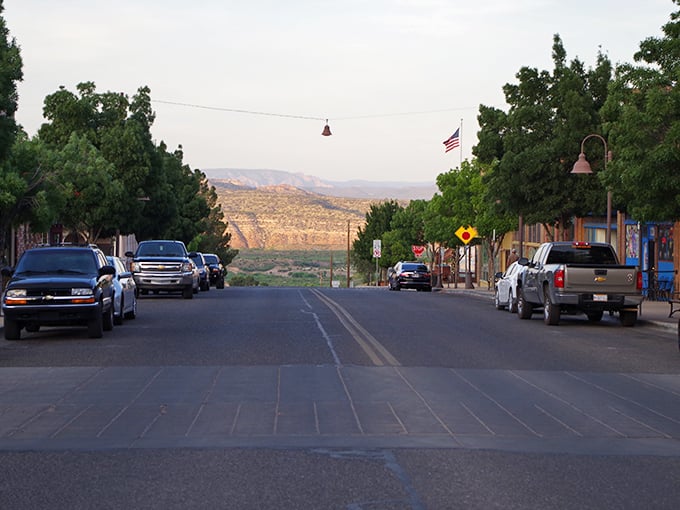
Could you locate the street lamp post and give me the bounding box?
[571,134,613,245]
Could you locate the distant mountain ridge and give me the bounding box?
[204,168,436,250]
[203,168,437,200]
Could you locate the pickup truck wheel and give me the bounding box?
[517,289,533,320]
[543,291,561,325]
[183,285,194,299]
[494,289,505,310]
[619,309,637,327]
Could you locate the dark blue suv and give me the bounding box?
[1,246,116,340]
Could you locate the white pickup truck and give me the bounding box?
[517,241,643,326]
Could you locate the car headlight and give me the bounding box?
[4,288,28,305]
[181,262,193,272]
[6,289,27,298]
[71,288,94,296]
[129,261,139,272]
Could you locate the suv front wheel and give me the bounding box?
[4,318,21,340]
[88,310,104,338]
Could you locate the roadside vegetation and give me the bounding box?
[227,249,348,287]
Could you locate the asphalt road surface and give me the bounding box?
[1,286,680,509]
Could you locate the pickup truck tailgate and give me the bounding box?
[564,265,638,293]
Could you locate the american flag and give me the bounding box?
[443,128,460,153]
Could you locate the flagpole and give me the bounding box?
[459,118,463,167]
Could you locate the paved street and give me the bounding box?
[1,287,680,509]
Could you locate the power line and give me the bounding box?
[152,100,325,121]
[152,99,480,122]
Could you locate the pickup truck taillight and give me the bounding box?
[554,268,565,288]
[636,271,643,291]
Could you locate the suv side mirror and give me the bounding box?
[99,265,116,277]
[517,257,529,266]
[124,251,134,258]
[1,266,13,277]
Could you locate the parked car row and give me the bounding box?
[1,241,229,340]
[125,240,226,298]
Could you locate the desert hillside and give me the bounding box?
[212,181,380,250]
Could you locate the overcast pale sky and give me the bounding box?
[3,0,675,182]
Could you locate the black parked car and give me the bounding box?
[1,245,116,340]
[203,253,226,289]
[388,261,432,292]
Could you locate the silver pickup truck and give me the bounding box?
[125,240,198,299]
[517,241,643,326]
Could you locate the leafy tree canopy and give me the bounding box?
[475,34,612,236]
[602,0,680,222]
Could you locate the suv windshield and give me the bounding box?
[203,254,219,265]
[16,250,97,275]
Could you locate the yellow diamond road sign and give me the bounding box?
[455,226,478,245]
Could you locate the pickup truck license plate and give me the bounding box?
[593,294,608,302]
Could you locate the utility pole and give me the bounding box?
[346,220,351,288]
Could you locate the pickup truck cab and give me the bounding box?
[517,241,643,326]
[126,240,199,299]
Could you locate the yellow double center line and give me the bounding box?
[310,289,400,367]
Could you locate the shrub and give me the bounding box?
[229,275,260,287]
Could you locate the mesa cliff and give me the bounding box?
[212,181,378,250]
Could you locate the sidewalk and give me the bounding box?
[437,284,679,332]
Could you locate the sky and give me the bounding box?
[2,0,676,183]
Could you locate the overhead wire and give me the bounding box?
[151,99,480,122]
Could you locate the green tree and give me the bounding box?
[435,159,517,282]
[1,134,61,258]
[381,199,429,267]
[46,133,125,243]
[37,82,235,258]
[476,35,612,239]
[39,83,155,236]
[352,200,402,282]
[156,146,210,243]
[601,1,680,222]
[192,172,238,265]
[0,0,25,259]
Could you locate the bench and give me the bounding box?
[668,292,680,318]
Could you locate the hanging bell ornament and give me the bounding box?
[321,119,332,136]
